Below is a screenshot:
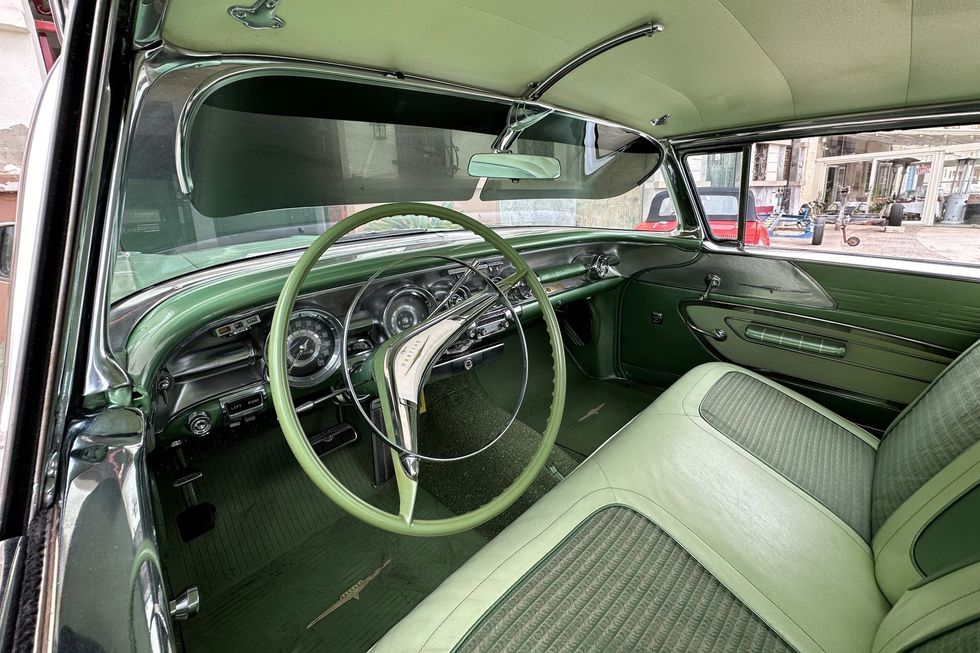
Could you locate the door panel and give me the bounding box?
[638,253,835,308]
[797,263,980,351]
[619,252,980,432]
[683,302,953,405]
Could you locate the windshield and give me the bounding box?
[113,74,666,302]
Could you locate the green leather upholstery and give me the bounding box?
[456,506,793,653]
[374,355,980,652]
[701,371,876,540]
[873,340,980,534]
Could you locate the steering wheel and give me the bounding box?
[268,203,566,536]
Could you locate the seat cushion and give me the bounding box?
[373,363,890,653]
[456,506,793,653]
[700,370,877,540]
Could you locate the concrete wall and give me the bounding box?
[0,0,45,171]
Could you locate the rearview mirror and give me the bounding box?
[467,153,561,180]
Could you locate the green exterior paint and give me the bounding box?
[266,203,567,536]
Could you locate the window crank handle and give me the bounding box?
[700,274,721,302]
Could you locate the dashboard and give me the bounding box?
[142,241,644,443]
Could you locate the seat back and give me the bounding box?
[872,560,980,653]
[872,340,980,602]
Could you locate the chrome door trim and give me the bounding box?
[690,299,959,356]
[0,536,24,651]
[702,241,980,282]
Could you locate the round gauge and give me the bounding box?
[383,287,435,337]
[432,280,472,309]
[283,309,343,388]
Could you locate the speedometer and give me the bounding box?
[283,309,343,388]
[383,287,434,337]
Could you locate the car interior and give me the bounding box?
[40,1,980,652]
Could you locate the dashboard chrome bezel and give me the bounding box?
[381,285,437,338]
[280,307,344,388]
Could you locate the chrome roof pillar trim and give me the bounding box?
[140,45,664,196]
[50,407,175,652]
[80,53,158,405]
[132,0,169,48]
[0,60,65,533]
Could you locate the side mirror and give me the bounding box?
[467,153,561,180]
[0,223,14,280]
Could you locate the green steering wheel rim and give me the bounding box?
[268,203,566,536]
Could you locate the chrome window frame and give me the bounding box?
[671,107,980,282]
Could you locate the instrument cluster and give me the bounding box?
[152,248,618,442]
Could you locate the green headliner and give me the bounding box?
[161,0,980,138]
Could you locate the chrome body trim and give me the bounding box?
[51,408,174,652]
[702,240,980,282]
[0,59,64,529]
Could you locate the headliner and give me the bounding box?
[161,0,980,138]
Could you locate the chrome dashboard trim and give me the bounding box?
[109,233,662,351]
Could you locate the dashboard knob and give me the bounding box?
[187,411,212,437]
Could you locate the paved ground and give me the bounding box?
[770,223,980,265]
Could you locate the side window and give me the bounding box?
[741,127,980,266]
[633,166,688,234]
[683,151,767,244]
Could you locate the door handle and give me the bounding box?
[684,319,728,342]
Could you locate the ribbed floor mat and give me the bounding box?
[476,328,660,456]
[418,374,582,539]
[177,489,484,653]
[158,425,382,602]
[157,427,485,652]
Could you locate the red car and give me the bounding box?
[636,187,771,246]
